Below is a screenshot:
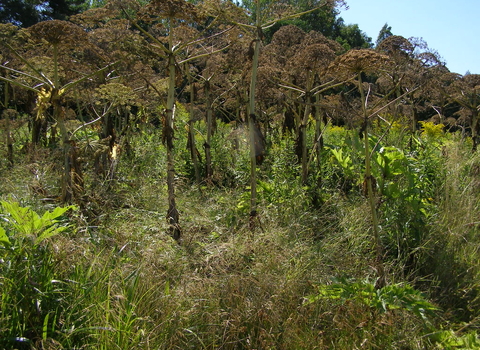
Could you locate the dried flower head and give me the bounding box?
[141,0,200,24]
[270,24,305,47]
[329,49,389,78]
[0,23,18,40]
[70,7,118,30]
[290,43,336,72]
[28,20,88,47]
[301,31,343,54]
[95,82,139,106]
[376,35,414,59]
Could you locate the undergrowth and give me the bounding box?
[0,121,479,349]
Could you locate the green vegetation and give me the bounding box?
[1,118,479,349]
[0,0,479,348]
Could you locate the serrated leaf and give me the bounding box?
[1,200,39,235]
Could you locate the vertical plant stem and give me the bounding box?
[188,70,201,183]
[472,99,479,151]
[165,28,180,240]
[6,115,13,167]
[358,72,385,286]
[4,81,13,167]
[54,90,74,203]
[52,43,79,203]
[314,94,324,187]
[205,79,213,180]
[247,6,261,223]
[301,72,313,184]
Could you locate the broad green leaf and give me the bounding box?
[2,201,75,243]
[1,200,39,236]
[41,205,76,223]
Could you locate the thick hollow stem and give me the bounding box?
[205,81,213,180]
[53,91,76,203]
[301,72,313,184]
[315,95,323,186]
[166,49,181,241]
[472,111,479,151]
[4,82,13,167]
[248,26,261,221]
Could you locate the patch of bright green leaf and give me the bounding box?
[306,277,438,321]
[1,200,76,246]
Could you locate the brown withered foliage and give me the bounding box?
[451,75,480,119]
[200,0,248,24]
[256,65,284,109]
[263,25,305,67]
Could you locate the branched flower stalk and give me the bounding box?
[357,71,385,287]
[330,49,390,287]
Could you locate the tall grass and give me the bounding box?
[418,136,480,323]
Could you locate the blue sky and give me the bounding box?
[338,0,479,75]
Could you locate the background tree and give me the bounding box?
[376,22,392,47]
[0,0,88,27]
[335,22,372,50]
[255,0,371,52]
[259,0,340,40]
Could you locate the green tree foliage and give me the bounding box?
[261,3,342,41]
[337,22,372,50]
[257,1,373,51]
[0,0,88,27]
[0,0,40,27]
[376,22,392,46]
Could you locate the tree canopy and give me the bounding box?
[0,0,88,27]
